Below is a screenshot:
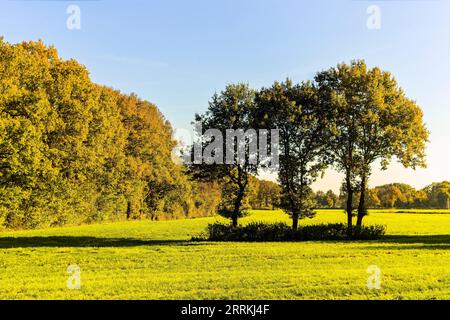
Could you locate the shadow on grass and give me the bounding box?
[0,234,449,250]
[362,234,450,250]
[383,234,450,244]
[0,237,200,249]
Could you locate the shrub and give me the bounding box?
[353,224,387,240]
[197,222,386,242]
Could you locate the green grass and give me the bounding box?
[0,210,449,300]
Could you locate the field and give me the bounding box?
[0,210,449,300]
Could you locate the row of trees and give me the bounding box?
[0,39,222,229]
[314,181,450,209]
[367,182,450,209]
[193,61,429,233]
[0,39,436,232]
[248,178,281,210]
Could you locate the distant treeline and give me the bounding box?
[313,181,450,210]
[249,181,450,211]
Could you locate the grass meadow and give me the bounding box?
[0,210,449,300]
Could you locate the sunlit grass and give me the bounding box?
[0,210,449,300]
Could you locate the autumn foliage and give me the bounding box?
[0,39,219,229]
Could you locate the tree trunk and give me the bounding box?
[356,215,364,232]
[126,199,132,220]
[345,173,353,235]
[231,215,238,228]
[292,213,299,231]
[356,175,367,231]
[232,186,245,228]
[347,211,353,235]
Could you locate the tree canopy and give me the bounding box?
[255,80,327,230]
[0,39,218,229]
[315,60,429,231]
[190,83,259,227]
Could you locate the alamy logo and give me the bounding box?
[66,5,81,30]
[66,265,81,290]
[366,5,381,30]
[173,122,279,169]
[366,265,381,290]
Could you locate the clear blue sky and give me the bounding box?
[1,0,449,192]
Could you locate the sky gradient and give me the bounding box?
[1,0,449,192]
